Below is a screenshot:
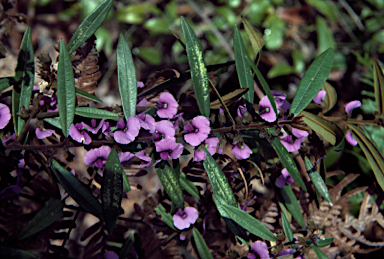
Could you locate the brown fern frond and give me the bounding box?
[256,200,279,231]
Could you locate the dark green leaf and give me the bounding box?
[210,88,248,109]
[280,184,304,227]
[44,117,61,130]
[0,246,37,259]
[67,0,113,54]
[192,228,214,259]
[102,149,124,235]
[0,77,13,92]
[241,16,265,59]
[75,88,103,103]
[122,170,131,193]
[156,163,184,209]
[316,17,336,54]
[154,204,177,230]
[75,107,119,119]
[317,238,334,247]
[290,48,334,117]
[373,59,384,117]
[234,26,254,103]
[180,172,200,199]
[17,199,63,240]
[312,246,329,259]
[57,39,76,137]
[181,17,210,117]
[12,27,34,136]
[281,213,294,242]
[117,33,137,119]
[51,160,103,220]
[272,138,307,191]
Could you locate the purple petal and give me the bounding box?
[84,146,111,167]
[345,131,358,146]
[155,120,175,139]
[184,116,210,146]
[280,135,304,152]
[344,100,361,114]
[82,119,105,134]
[232,142,253,160]
[194,149,206,161]
[292,128,309,138]
[183,122,194,133]
[102,121,111,137]
[276,249,296,258]
[169,142,183,159]
[69,124,92,144]
[247,253,256,259]
[103,251,119,259]
[35,128,55,139]
[173,213,191,230]
[116,119,126,129]
[137,81,144,88]
[137,98,148,107]
[251,241,270,259]
[136,113,156,133]
[281,168,290,178]
[135,150,152,167]
[119,151,135,163]
[313,90,326,104]
[0,103,11,129]
[155,138,177,152]
[184,207,199,224]
[157,92,179,118]
[126,117,140,136]
[259,96,276,122]
[275,174,287,188]
[237,104,247,117]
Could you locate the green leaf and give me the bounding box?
[301,111,344,146]
[304,157,333,206]
[17,199,63,240]
[122,170,131,193]
[117,33,137,120]
[192,228,214,259]
[180,172,200,199]
[322,82,337,114]
[280,184,304,227]
[312,246,329,259]
[272,138,307,191]
[281,212,294,243]
[119,234,135,259]
[66,0,113,54]
[0,77,13,92]
[135,46,163,65]
[154,204,177,231]
[290,48,334,117]
[373,59,384,117]
[51,160,103,220]
[44,117,61,130]
[181,17,210,117]
[156,163,184,209]
[317,237,334,247]
[316,17,336,54]
[241,16,265,59]
[203,148,237,207]
[12,27,34,136]
[0,246,37,259]
[75,88,103,103]
[57,40,76,137]
[213,193,276,241]
[210,88,248,109]
[102,149,124,235]
[75,107,119,119]
[234,26,254,103]
[267,63,294,78]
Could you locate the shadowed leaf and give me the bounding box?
[210,88,248,109]
[156,163,184,209]
[280,185,304,227]
[193,228,214,259]
[241,16,265,59]
[373,59,384,117]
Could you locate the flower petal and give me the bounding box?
[0,103,11,129]
[344,100,361,114]
[345,131,358,146]
[313,90,326,104]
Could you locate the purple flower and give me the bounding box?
[118,151,135,163]
[153,120,175,140]
[194,136,219,162]
[136,113,156,133]
[232,142,253,160]
[259,96,276,122]
[313,90,326,105]
[137,81,144,88]
[102,121,112,137]
[157,92,179,118]
[184,116,211,146]
[35,127,55,139]
[345,131,358,146]
[82,119,105,134]
[271,90,291,112]
[103,251,119,259]
[237,104,247,117]
[275,168,294,188]
[344,100,361,114]
[247,241,270,259]
[275,249,297,258]
[137,98,148,107]
[279,128,308,152]
[114,117,140,144]
[2,133,15,144]
[0,103,11,129]
[155,138,183,160]
[69,123,92,145]
[84,146,111,168]
[173,207,199,230]
[135,150,152,168]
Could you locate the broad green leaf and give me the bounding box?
[272,138,307,191]
[192,228,214,259]
[44,117,61,130]
[57,40,76,137]
[75,88,103,103]
[316,17,336,54]
[181,17,210,117]
[156,163,184,209]
[349,124,384,192]
[312,246,329,259]
[0,246,37,259]
[373,59,384,117]
[67,0,113,54]
[241,16,265,59]
[290,48,334,117]
[281,213,294,243]
[301,111,344,146]
[17,199,63,240]
[213,193,276,241]
[154,204,177,231]
[75,107,119,119]
[210,88,248,109]
[117,33,137,119]
[234,26,254,103]
[317,238,334,247]
[12,27,34,136]
[102,149,124,235]
[304,157,333,206]
[0,77,13,92]
[322,82,337,113]
[280,184,304,227]
[180,172,200,199]
[203,148,237,207]
[51,160,103,220]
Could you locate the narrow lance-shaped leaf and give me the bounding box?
[156,163,184,209]
[241,16,265,59]
[75,88,103,103]
[154,204,177,231]
[317,238,334,247]
[51,160,103,220]
[75,107,119,120]
[102,149,124,235]
[12,27,34,136]
[67,0,113,54]
[181,17,210,117]
[281,213,294,243]
[373,59,384,117]
[57,40,76,137]
[0,77,14,93]
[312,246,330,259]
[290,48,334,117]
[180,172,200,199]
[280,184,304,227]
[117,33,137,119]
[210,88,248,109]
[234,26,254,103]
[192,228,214,259]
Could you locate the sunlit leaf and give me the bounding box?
[156,163,184,209]
[373,59,384,117]
[210,88,248,109]
[280,184,304,227]
[75,107,119,119]
[192,228,214,259]
[241,16,265,59]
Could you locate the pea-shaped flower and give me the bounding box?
[173,207,199,230]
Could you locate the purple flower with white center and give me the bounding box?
[114,117,140,144]
[345,131,358,146]
[247,241,270,259]
[82,119,105,134]
[313,90,326,105]
[344,100,361,114]
[275,168,295,188]
[155,138,183,160]
[271,90,291,112]
[259,96,276,122]
[279,128,308,152]
[136,113,156,133]
[35,127,55,139]
[173,207,199,230]
[184,116,211,146]
[118,151,135,163]
[102,121,112,137]
[84,146,111,168]
[153,120,175,140]
[194,136,219,162]
[0,103,11,129]
[137,81,144,88]
[232,142,253,160]
[157,92,179,118]
[135,150,152,168]
[69,123,92,145]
